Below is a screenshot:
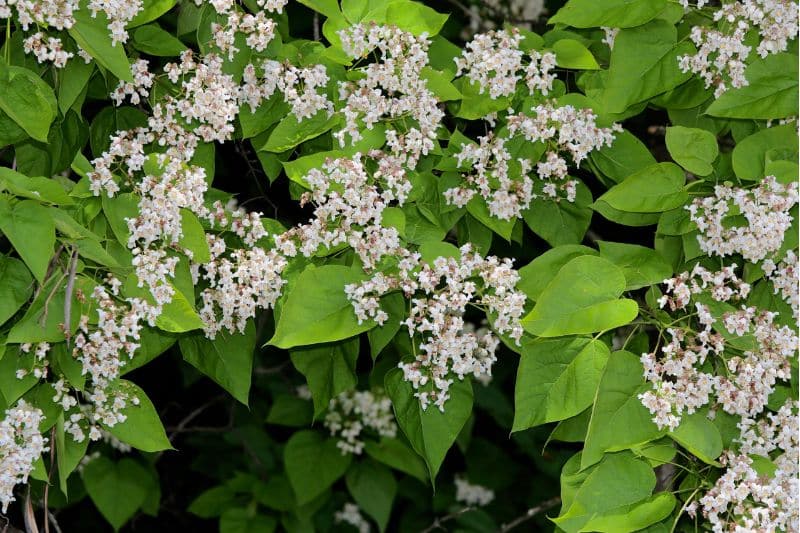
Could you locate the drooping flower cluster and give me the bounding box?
[696,399,798,533]
[640,264,796,429]
[455,28,556,99]
[337,23,443,168]
[276,152,409,269]
[111,59,155,106]
[0,401,48,513]
[334,502,371,533]
[688,176,799,263]
[345,245,525,411]
[22,31,73,67]
[445,103,619,219]
[679,0,799,96]
[763,249,799,320]
[247,61,333,120]
[323,389,397,455]
[454,476,495,506]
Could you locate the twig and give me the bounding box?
[167,395,226,442]
[313,12,320,41]
[23,488,38,533]
[420,506,475,533]
[253,360,291,375]
[62,249,78,348]
[499,496,561,532]
[42,427,56,533]
[45,515,61,533]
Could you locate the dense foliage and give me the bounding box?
[0,0,797,532]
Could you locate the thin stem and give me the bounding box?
[420,506,475,533]
[499,496,561,532]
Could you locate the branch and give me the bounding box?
[420,506,475,533]
[499,496,561,532]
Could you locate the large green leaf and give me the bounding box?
[669,411,723,466]
[513,338,610,431]
[103,380,172,452]
[69,4,134,82]
[0,167,73,205]
[732,124,798,181]
[706,53,799,119]
[289,337,360,417]
[128,0,178,27]
[521,256,638,337]
[589,129,657,184]
[0,65,58,142]
[179,320,256,405]
[363,438,429,483]
[0,256,33,327]
[346,460,397,532]
[597,241,672,291]
[523,180,593,246]
[269,264,375,349]
[0,198,55,283]
[665,126,718,176]
[56,412,90,496]
[262,111,340,153]
[580,492,677,533]
[549,0,667,28]
[598,20,693,113]
[552,39,599,70]
[553,451,657,533]
[83,457,152,530]
[284,430,352,505]
[595,163,687,214]
[582,351,664,469]
[220,509,277,533]
[385,369,472,480]
[518,245,598,301]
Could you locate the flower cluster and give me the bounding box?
[679,0,799,96]
[323,389,397,455]
[445,103,619,219]
[334,502,371,533]
[454,476,495,506]
[455,28,556,99]
[695,399,798,533]
[640,264,796,429]
[763,249,799,320]
[111,59,155,106]
[248,61,333,120]
[22,32,73,67]
[337,23,442,168]
[688,176,799,263]
[276,153,409,269]
[346,245,525,411]
[0,401,48,513]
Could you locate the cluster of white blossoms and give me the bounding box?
[276,152,409,269]
[763,249,799,320]
[346,245,525,411]
[454,476,495,506]
[641,263,796,429]
[337,23,443,169]
[111,59,155,106]
[323,389,397,455]
[0,401,48,513]
[455,28,557,99]
[209,9,278,60]
[334,502,371,533]
[692,399,798,533]
[22,32,73,67]
[679,0,799,96]
[688,176,799,263]
[242,60,333,121]
[445,103,619,219]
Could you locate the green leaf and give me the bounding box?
[346,460,397,532]
[270,264,375,349]
[262,110,340,153]
[523,179,593,246]
[553,451,657,533]
[549,0,667,28]
[179,321,256,405]
[732,124,798,181]
[289,337,359,417]
[266,394,313,427]
[513,338,610,431]
[102,193,139,245]
[363,438,429,483]
[597,241,672,291]
[69,4,134,83]
[521,255,638,337]
[131,24,187,56]
[128,0,178,27]
[0,167,73,205]
[421,67,461,101]
[580,492,677,533]
[297,0,343,20]
[0,198,55,283]
[596,163,687,214]
[56,412,89,496]
[0,256,32,327]
[178,209,211,263]
[0,345,38,404]
[188,486,239,518]
[466,195,515,241]
[593,200,662,227]
[582,351,664,469]
[0,65,58,142]
[58,59,94,114]
[103,380,172,452]
[453,78,510,120]
[284,430,352,505]
[590,129,657,184]
[665,126,718,176]
[669,411,723,466]
[363,0,449,37]
[518,245,598,301]
[552,39,599,69]
[706,53,799,119]
[220,509,277,533]
[83,457,151,530]
[598,20,693,113]
[385,369,473,480]
[368,292,405,359]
